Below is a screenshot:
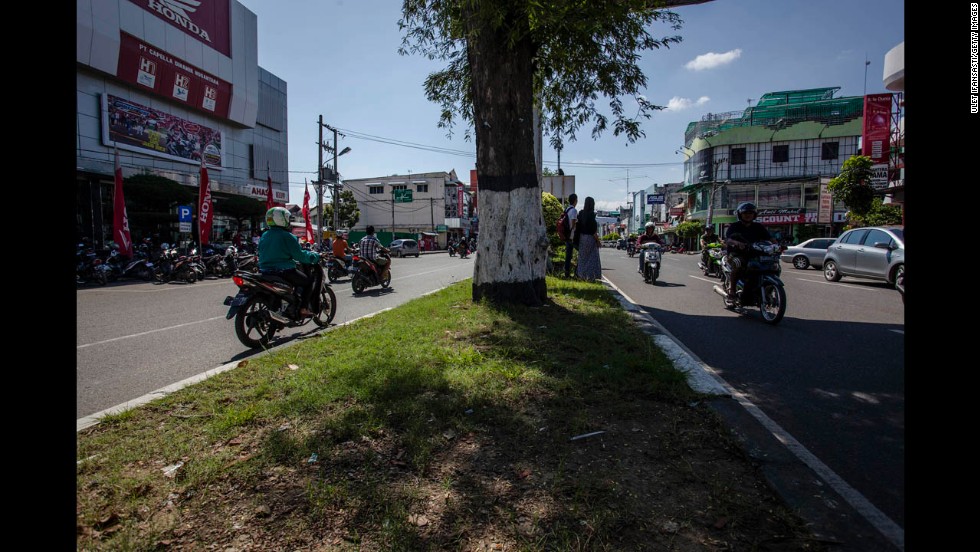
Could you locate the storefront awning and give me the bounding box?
[677,182,709,194]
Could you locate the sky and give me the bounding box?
[236,0,905,212]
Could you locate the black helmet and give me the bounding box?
[735,202,757,221]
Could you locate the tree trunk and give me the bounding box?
[465,9,548,306]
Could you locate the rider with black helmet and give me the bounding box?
[724,202,773,303]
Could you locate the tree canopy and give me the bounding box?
[828,155,876,217]
[323,189,361,230]
[399,0,684,150]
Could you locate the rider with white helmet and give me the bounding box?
[258,206,321,318]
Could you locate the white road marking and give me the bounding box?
[76,261,467,349]
[77,317,226,349]
[603,275,905,551]
[890,329,904,335]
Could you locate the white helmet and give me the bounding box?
[266,206,292,229]
[645,222,655,229]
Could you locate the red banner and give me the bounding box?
[862,94,892,164]
[198,153,213,245]
[113,148,134,257]
[266,164,276,211]
[117,32,232,119]
[302,183,314,242]
[127,0,231,57]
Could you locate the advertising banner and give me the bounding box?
[818,179,833,224]
[862,94,892,164]
[103,94,223,167]
[128,0,231,57]
[117,33,232,119]
[757,208,806,225]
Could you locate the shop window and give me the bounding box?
[821,142,839,160]
[731,147,746,165]
[772,145,789,163]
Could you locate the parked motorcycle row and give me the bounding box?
[76,242,260,286]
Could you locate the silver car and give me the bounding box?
[822,226,904,287]
[779,237,836,270]
[389,239,420,258]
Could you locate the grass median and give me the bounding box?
[77,276,823,551]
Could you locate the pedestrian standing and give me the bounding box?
[574,196,602,281]
[563,194,578,278]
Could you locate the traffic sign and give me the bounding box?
[394,189,413,203]
[178,205,192,232]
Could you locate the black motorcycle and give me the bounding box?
[713,241,787,325]
[326,253,351,283]
[627,241,636,257]
[350,253,392,294]
[224,259,337,348]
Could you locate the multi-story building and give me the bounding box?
[76,0,287,248]
[677,87,869,240]
[342,170,471,247]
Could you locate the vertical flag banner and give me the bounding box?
[862,93,892,164]
[266,162,275,210]
[113,147,134,257]
[198,152,213,245]
[302,180,314,243]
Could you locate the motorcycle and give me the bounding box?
[698,242,725,278]
[895,266,904,304]
[326,252,352,282]
[640,243,663,284]
[448,242,457,257]
[350,253,392,294]
[223,259,338,349]
[457,242,470,259]
[627,241,636,257]
[76,245,110,286]
[713,241,787,325]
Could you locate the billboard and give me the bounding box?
[102,94,223,167]
[117,33,233,119]
[128,0,231,57]
[862,94,892,164]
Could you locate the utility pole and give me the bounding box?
[331,126,339,235]
[316,115,324,250]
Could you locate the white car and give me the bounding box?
[389,239,420,258]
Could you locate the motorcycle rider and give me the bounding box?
[258,206,321,318]
[700,226,720,269]
[724,202,773,304]
[331,232,354,269]
[358,225,391,282]
[637,222,665,274]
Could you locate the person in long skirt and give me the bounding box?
[574,196,602,281]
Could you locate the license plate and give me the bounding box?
[757,255,776,262]
[225,293,247,307]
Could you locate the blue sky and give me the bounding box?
[237,0,904,211]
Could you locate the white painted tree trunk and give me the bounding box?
[472,187,550,305]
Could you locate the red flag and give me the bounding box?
[266,162,275,210]
[198,153,213,245]
[302,180,314,243]
[112,148,133,257]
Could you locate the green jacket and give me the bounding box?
[258,227,320,271]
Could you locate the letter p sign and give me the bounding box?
[179,206,192,222]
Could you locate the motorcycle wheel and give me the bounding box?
[380,271,392,288]
[651,267,660,284]
[96,270,108,286]
[759,283,787,325]
[313,286,338,327]
[352,276,366,294]
[328,265,343,283]
[139,267,153,281]
[235,295,275,348]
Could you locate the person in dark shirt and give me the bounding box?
[637,222,665,274]
[724,202,773,302]
[700,226,720,268]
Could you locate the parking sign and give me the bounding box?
[179,205,192,232]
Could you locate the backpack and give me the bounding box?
[556,206,573,242]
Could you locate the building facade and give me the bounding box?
[678,87,864,240]
[76,0,288,247]
[342,170,472,247]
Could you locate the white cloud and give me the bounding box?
[594,199,623,211]
[664,96,710,111]
[685,48,742,71]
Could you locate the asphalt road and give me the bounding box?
[76,252,476,420]
[596,246,905,532]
